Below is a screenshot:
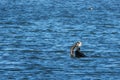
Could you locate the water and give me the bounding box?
[0,0,120,80]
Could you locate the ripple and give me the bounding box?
[0,0,120,80]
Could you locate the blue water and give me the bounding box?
[0,0,120,80]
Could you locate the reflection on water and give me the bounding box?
[0,0,120,80]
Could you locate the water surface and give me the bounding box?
[0,0,120,80]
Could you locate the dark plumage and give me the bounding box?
[70,41,86,58]
[75,47,86,58]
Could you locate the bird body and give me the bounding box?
[70,42,86,58]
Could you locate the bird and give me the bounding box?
[70,41,86,58]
